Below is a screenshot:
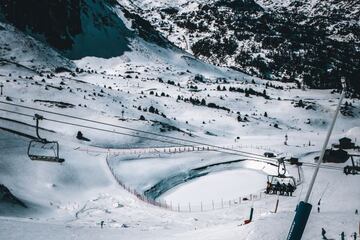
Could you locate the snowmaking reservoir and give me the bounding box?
[107,150,277,211]
[158,168,267,205]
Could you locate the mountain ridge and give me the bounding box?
[125,0,360,95]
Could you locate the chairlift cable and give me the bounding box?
[0,108,193,147]
[0,107,268,158]
[0,101,278,162]
[0,107,345,172]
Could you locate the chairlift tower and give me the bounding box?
[286,77,347,240]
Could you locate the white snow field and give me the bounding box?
[160,169,267,205]
[0,16,360,240]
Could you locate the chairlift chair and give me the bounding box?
[27,114,64,163]
[344,155,360,175]
[266,158,296,195]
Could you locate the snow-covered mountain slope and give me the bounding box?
[124,0,360,95]
[0,65,359,239]
[255,0,360,42]
[0,22,74,71]
[256,0,360,18]
[0,34,360,237]
[0,1,359,240]
[0,0,176,71]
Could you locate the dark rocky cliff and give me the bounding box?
[0,0,170,59]
[1,0,83,50]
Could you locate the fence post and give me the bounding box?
[201,202,203,212]
[212,200,215,210]
[274,195,279,213]
[178,203,180,212]
[188,202,191,212]
[221,199,224,208]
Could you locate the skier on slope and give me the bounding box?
[100,220,104,229]
[351,232,357,240]
[340,232,345,240]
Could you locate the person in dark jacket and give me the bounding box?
[281,183,287,195]
[266,181,271,194]
[351,232,357,240]
[286,183,294,196]
[275,182,281,195]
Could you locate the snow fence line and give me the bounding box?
[76,144,281,156]
[105,151,268,213]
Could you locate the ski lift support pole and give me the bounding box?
[286,77,347,240]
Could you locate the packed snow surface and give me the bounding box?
[160,169,267,205]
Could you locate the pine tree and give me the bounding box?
[149,106,155,113]
[201,98,206,105]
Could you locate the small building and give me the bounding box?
[314,149,349,163]
[288,157,300,165]
[264,152,276,158]
[194,74,205,82]
[338,137,355,149]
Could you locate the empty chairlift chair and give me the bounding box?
[27,114,64,163]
